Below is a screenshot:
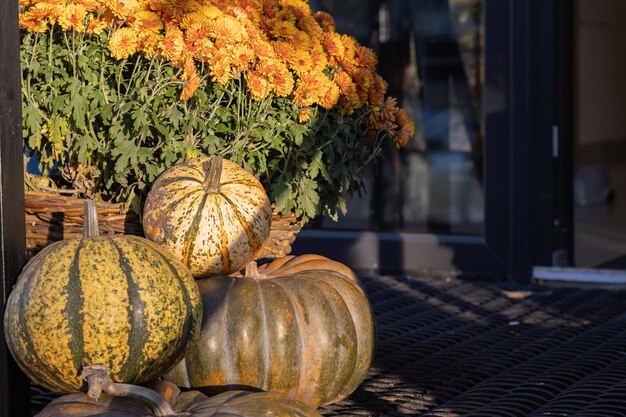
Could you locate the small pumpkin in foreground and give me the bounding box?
[165,254,376,407]
[143,156,272,278]
[4,201,202,393]
[35,365,322,417]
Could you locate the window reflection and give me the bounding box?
[312,0,484,235]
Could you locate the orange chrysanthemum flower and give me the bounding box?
[261,0,278,18]
[368,74,388,107]
[108,27,138,59]
[292,80,317,107]
[160,24,185,63]
[355,45,378,70]
[19,11,47,31]
[392,107,415,148]
[25,2,62,26]
[321,32,344,60]
[314,11,335,32]
[298,107,311,123]
[272,65,295,97]
[309,47,328,73]
[249,35,275,59]
[334,70,359,107]
[245,70,272,100]
[180,72,201,101]
[369,97,397,131]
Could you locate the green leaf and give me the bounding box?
[71,94,89,131]
[111,139,139,172]
[309,150,331,182]
[288,123,306,146]
[270,182,293,214]
[299,177,319,220]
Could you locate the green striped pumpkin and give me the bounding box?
[3,201,202,393]
[143,156,272,278]
[165,255,376,407]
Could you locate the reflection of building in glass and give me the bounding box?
[314,1,485,235]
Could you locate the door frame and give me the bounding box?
[0,1,30,416]
[293,0,560,281]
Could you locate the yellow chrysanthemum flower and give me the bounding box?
[85,15,109,35]
[103,0,139,19]
[131,10,164,33]
[208,15,247,47]
[272,66,295,97]
[181,11,212,29]
[230,44,256,72]
[269,20,299,40]
[209,48,236,85]
[73,0,100,10]
[290,49,314,76]
[280,0,310,16]
[293,72,331,107]
[58,3,87,32]
[317,77,340,110]
[137,31,163,57]
[108,27,138,59]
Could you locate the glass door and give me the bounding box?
[293,0,559,280]
[573,0,626,270]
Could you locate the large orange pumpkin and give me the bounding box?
[165,254,376,407]
[3,201,202,392]
[143,156,272,277]
[36,365,322,417]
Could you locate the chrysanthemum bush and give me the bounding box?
[20,0,414,221]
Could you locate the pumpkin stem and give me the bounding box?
[83,200,100,238]
[245,261,260,278]
[202,156,223,193]
[82,365,178,417]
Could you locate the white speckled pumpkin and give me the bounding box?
[143,156,272,277]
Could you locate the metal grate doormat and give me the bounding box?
[318,275,626,417]
[30,275,626,416]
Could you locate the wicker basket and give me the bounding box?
[25,190,302,259]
